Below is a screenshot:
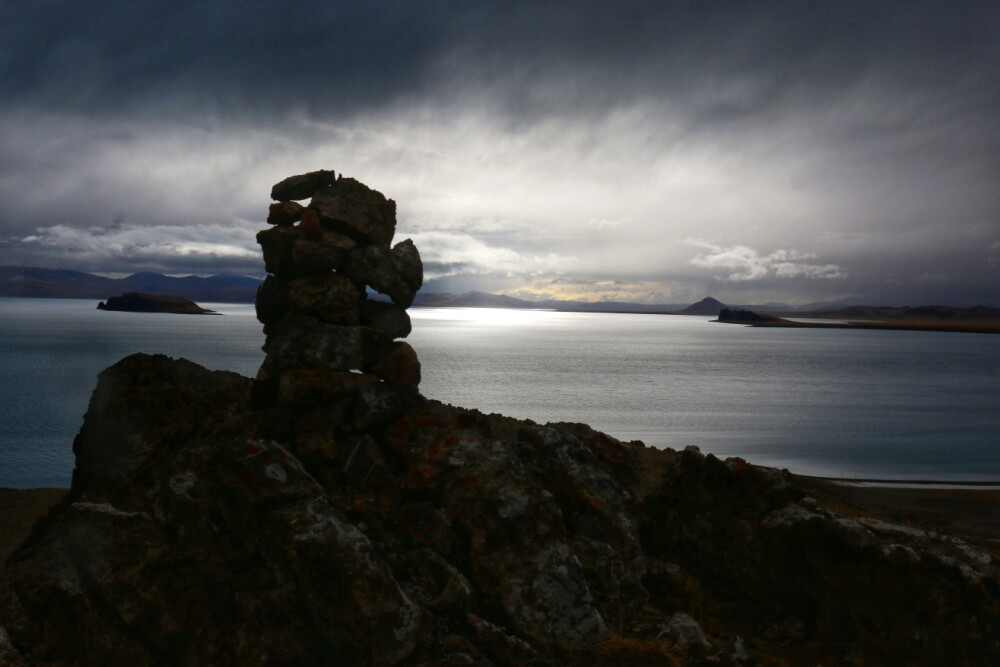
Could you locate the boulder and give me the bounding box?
[254,274,288,324]
[69,354,251,495]
[310,177,397,248]
[360,299,412,339]
[262,314,388,373]
[276,368,381,407]
[367,341,421,385]
[344,239,423,308]
[659,612,712,653]
[284,272,364,324]
[1,358,421,665]
[256,224,357,279]
[270,169,337,202]
[266,200,304,225]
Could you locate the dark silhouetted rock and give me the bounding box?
[366,341,421,384]
[275,368,381,407]
[360,299,412,339]
[270,169,337,202]
[310,177,397,248]
[262,314,388,373]
[298,209,323,241]
[266,200,304,225]
[343,239,423,308]
[254,171,422,425]
[281,272,364,324]
[256,224,358,279]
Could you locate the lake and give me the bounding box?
[2,297,999,487]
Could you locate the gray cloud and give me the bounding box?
[1,1,998,305]
[688,241,845,282]
[0,219,261,276]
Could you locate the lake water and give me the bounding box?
[2,297,999,487]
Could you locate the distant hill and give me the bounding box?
[676,296,725,315]
[411,290,689,313]
[535,299,689,313]
[412,291,537,309]
[0,267,260,303]
[0,267,119,298]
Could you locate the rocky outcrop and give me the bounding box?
[3,172,1000,666]
[96,292,216,314]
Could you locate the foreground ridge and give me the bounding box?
[2,173,999,666]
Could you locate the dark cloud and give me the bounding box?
[6,1,997,120]
[1,1,458,117]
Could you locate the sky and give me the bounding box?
[1,1,998,307]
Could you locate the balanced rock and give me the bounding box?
[256,224,357,279]
[366,341,421,385]
[266,200,304,225]
[270,169,337,202]
[310,177,397,247]
[359,299,411,339]
[253,171,423,430]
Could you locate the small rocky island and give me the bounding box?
[3,171,1000,665]
[97,292,216,314]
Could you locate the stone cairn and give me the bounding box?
[252,170,423,440]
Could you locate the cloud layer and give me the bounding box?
[688,241,845,282]
[1,1,998,306]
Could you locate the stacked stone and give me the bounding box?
[253,170,423,422]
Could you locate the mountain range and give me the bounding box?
[5,266,995,317]
[0,266,261,303]
[0,268,776,311]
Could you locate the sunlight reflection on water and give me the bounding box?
[2,300,999,486]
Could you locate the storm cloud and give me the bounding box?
[1,0,998,305]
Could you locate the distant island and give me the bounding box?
[97,292,217,315]
[717,306,1000,334]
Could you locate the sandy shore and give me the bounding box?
[791,475,1000,546]
[734,318,1000,334]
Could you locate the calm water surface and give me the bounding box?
[2,298,999,486]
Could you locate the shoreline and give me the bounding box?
[789,473,1000,546]
[793,473,1000,489]
[721,317,1000,334]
